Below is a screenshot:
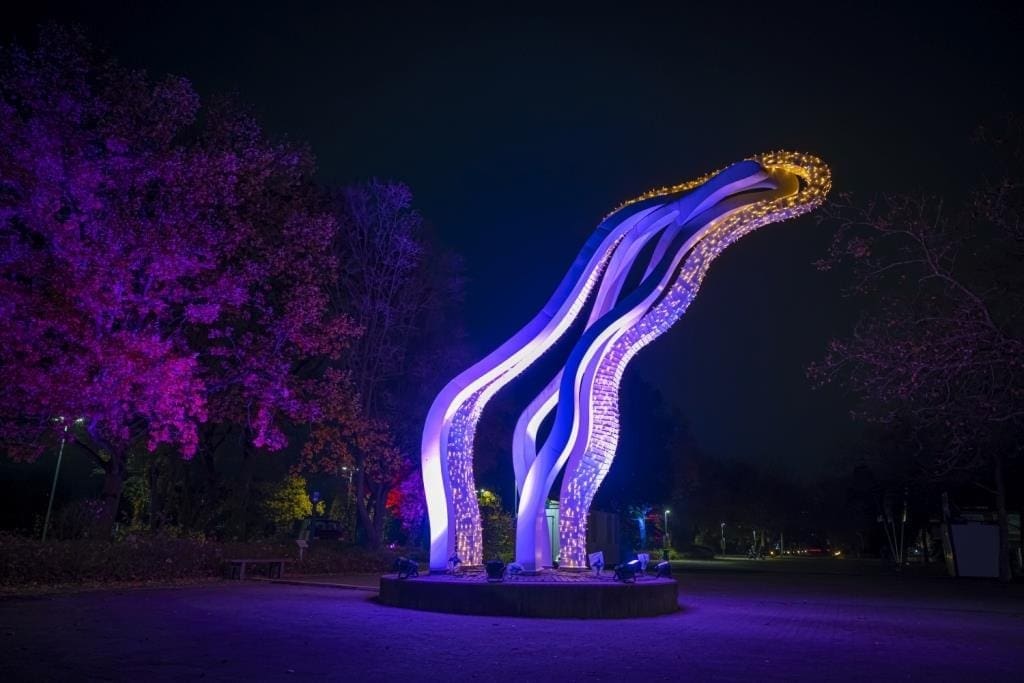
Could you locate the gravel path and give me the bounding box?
[1,571,1021,682]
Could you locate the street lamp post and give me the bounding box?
[720,521,726,557]
[341,466,354,539]
[41,419,70,542]
[663,509,671,550]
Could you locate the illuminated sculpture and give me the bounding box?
[422,152,830,571]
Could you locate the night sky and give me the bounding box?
[7,3,1023,481]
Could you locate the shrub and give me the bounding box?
[0,532,411,589]
[0,532,224,586]
[50,499,107,540]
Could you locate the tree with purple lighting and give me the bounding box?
[190,103,360,537]
[387,468,428,544]
[0,27,356,534]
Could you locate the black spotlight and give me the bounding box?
[485,559,506,582]
[393,556,419,579]
[614,559,641,583]
[655,560,672,578]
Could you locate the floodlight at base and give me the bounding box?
[485,560,506,582]
[392,557,419,580]
[615,560,642,583]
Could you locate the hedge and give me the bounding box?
[0,532,416,589]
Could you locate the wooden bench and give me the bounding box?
[227,558,288,580]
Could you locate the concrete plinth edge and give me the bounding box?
[378,574,679,618]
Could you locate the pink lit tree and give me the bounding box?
[189,104,360,537]
[0,28,356,534]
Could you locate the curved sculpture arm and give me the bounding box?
[554,154,829,568]
[422,199,658,569]
[511,162,774,493]
[421,150,830,572]
[515,167,790,568]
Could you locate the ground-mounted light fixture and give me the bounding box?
[588,551,604,577]
[393,557,419,579]
[615,559,641,583]
[485,559,506,582]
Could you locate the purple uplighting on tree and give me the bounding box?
[0,27,357,532]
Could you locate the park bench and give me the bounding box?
[226,558,288,580]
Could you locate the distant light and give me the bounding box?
[834,550,842,557]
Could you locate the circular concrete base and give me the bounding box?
[378,571,678,618]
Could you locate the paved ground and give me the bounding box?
[1,569,1021,682]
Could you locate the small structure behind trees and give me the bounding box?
[811,118,1024,581]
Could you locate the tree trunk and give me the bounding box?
[96,448,127,539]
[329,476,353,539]
[372,482,388,546]
[231,444,256,541]
[353,468,380,548]
[202,448,220,491]
[147,458,162,531]
[994,454,1012,583]
[200,424,226,493]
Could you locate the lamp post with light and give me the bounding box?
[663,509,671,551]
[341,466,354,539]
[41,417,69,542]
[42,417,83,542]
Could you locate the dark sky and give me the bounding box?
[7,3,1023,481]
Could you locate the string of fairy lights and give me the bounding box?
[558,152,831,566]
[511,206,681,566]
[422,151,830,570]
[436,230,628,567]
